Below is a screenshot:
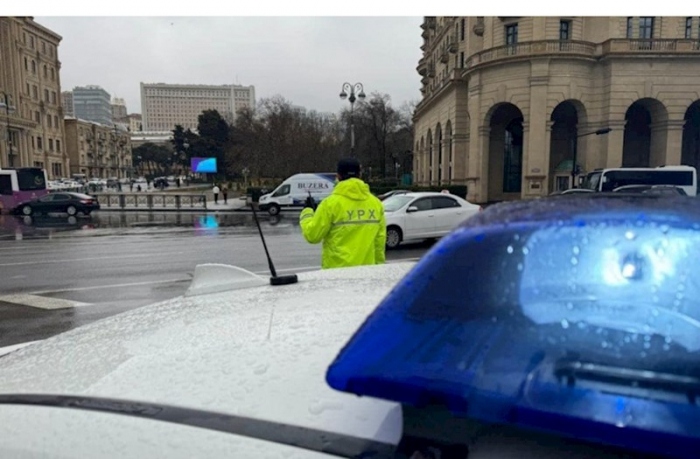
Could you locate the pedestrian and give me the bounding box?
[176,177,181,188]
[130,181,133,192]
[299,158,386,269]
[223,185,228,204]
[213,183,220,205]
[137,184,142,192]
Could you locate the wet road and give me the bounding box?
[0,211,433,347]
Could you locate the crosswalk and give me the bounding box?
[0,293,91,310]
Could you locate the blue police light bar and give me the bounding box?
[327,194,700,458]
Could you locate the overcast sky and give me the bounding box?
[34,16,423,116]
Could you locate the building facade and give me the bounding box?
[140,82,255,132]
[73,85,112,126]
[111,97,127,120]
[413,16,700,203]
[127,113,142,133]
[62,91,74,117]
[0,17,68,178]
[64,117,132,179]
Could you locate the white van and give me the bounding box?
[582,165,697,196]
[258,173,336,215]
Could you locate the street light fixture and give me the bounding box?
[339,82,366,156]
[0,92,16,167]
[570,127,612,188]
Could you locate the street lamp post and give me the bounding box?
[339,83,366,156]
[570,127,612,188]
[0,92,16,168]
[242,167,250,190]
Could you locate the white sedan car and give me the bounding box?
[383,192,481,249]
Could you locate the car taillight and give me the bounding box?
[79,199,93,204]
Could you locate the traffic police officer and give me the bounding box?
[300,158,386,269]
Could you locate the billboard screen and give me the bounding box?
[191,157,218,173]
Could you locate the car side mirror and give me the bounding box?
[407,206,419,213]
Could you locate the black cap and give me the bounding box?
[337,158,360,180]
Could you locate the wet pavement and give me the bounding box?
[0,211,433,347]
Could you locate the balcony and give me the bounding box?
[426,17,436,30]
[417,58,428,76]
[427,64,435,77]
[440,50,449,63]
[602,38,700,54]
[463,39,700,72]
[448,41,458,53]
[464,40,597,70]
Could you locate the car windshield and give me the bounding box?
[383,195,413,212]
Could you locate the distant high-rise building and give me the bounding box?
[140,82,255,132]
[62,91,74,117]
[73,85,112,125]
[111,97,127,120]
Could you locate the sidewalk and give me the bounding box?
[207,198,247,211]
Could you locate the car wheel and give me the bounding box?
[66,205,78,216]
[21,205,32,216]
[268,204,280,216]
[386,226,402,249]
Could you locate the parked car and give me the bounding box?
[377,189,410,201]
[153,177,170,189]
[2,195,700,458]
[383,191,481,249]
[13,192,100,216]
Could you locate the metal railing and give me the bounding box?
[94,193,208,210]
[465,40,597,68]
[464,39,700,69]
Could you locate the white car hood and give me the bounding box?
[0,263,414,447]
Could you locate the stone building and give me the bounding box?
[413,17,700,203]
[0,17,68,178]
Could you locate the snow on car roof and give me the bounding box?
[0,262,415,445]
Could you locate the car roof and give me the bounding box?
[0,262,414,446]
[397,192,463,198]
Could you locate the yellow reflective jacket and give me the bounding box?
[300,178,386,269]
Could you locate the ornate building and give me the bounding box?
[413,17,700,203]
[0,17,68,178]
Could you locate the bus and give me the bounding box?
[582,166,697,196]
[0,167,49,214]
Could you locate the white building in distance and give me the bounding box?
[140,82,255,132]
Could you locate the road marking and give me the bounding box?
[0,294,91,310]
[0,253,153,267]
[29,278,191,295]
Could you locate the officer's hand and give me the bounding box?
[304,196,317,210]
